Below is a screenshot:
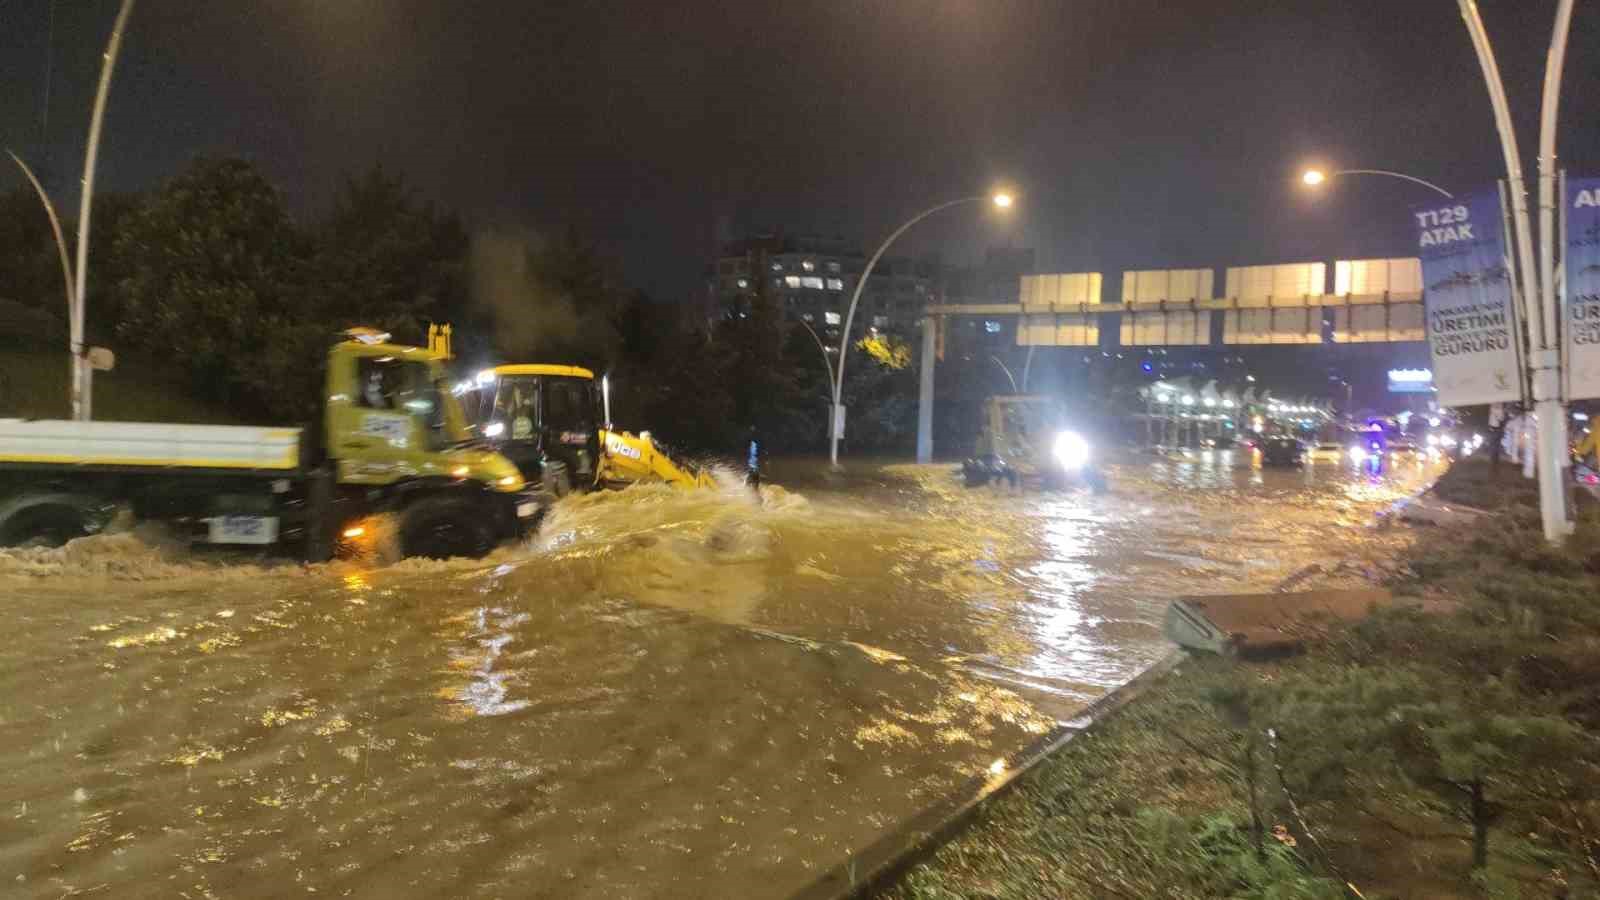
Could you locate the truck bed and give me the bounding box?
[0,419,301,471]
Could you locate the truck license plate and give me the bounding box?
[516,502,537,518]
[208,516,279,545]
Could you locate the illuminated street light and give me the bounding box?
[1298,166,1454,199]
[832,190,1017,467]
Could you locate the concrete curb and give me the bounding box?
[789,647,1187,900]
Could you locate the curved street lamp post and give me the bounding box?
[7,152,75,371]
[70,0,137,420]
[796,318,839,422]
[829,192,1013,466]
[1301,168,1455,199]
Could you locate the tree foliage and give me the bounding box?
[308,165,468,339]
[2,155,929,450]
[112,158,307,412]
[0,187,67,346]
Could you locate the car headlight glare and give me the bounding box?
[1053,431,1090,470]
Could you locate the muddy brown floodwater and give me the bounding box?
[0,452,1442,899]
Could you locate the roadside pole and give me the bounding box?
[1537,0,1577,535]
[916,316,936,463]
[1457,0,1575,541]
[799,319,841,451]
[71,0,136,421]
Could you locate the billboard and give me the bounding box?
[1224,262,1326,306]
[1334,258,1423,299]
[1120,311,1210,346]
[1414,189,1522,405]
[1222,308,1321,344]
[1564,177,1600,400]
[1016,314,1099,347]
[1019,273,1102,312]
[1219,263,1325,344]
[1331,303,1426,342]
[1121,268,1213,304]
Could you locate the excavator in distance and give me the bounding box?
[461,364,717,496]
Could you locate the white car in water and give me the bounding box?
[1305,442,1348,463]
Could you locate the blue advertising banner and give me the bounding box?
[1564,177,1600,399]
[1414,189,1523,405]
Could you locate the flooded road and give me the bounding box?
[1,453,1441,898]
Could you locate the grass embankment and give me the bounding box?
[0,349,240,423]
[884,458,1600,899]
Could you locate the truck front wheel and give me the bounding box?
[0,504,92,549]
[398,495,498,560]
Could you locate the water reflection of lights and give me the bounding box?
[443,607,532,718]
[1019,513,1105,693]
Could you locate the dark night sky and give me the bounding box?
[3,1,1598,299]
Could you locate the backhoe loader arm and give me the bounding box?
[596,430,717,489]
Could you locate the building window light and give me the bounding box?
[736,278,749,289]
[801,313,815,323]
[826,261,841,273]
[824,311,842,325]
[984,320,1002,334]
[801,276,825,290]
[771,262,783,272]
[785,275,801,289]
[802,260,816,272]
[826,277,844,291]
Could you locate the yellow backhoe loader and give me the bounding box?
[460,364,716,494]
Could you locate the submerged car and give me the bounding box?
[1305,442,1346,463]
[1259,436,1305,467]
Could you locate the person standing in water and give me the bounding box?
[745,426,761,489]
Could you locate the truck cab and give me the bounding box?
[322,331,543,557]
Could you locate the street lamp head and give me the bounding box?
[1301,169,1327,187]
[991,192,1014,209]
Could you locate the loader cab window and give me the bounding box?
[491,376,540,441]
[543,378,595,432]
[356,356,443,429]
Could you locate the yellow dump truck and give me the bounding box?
[0,329,543,560]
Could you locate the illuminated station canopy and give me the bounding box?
[1387,369,1435,394]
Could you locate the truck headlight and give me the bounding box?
[1053,431,1090,470]
[484,421,505,438]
